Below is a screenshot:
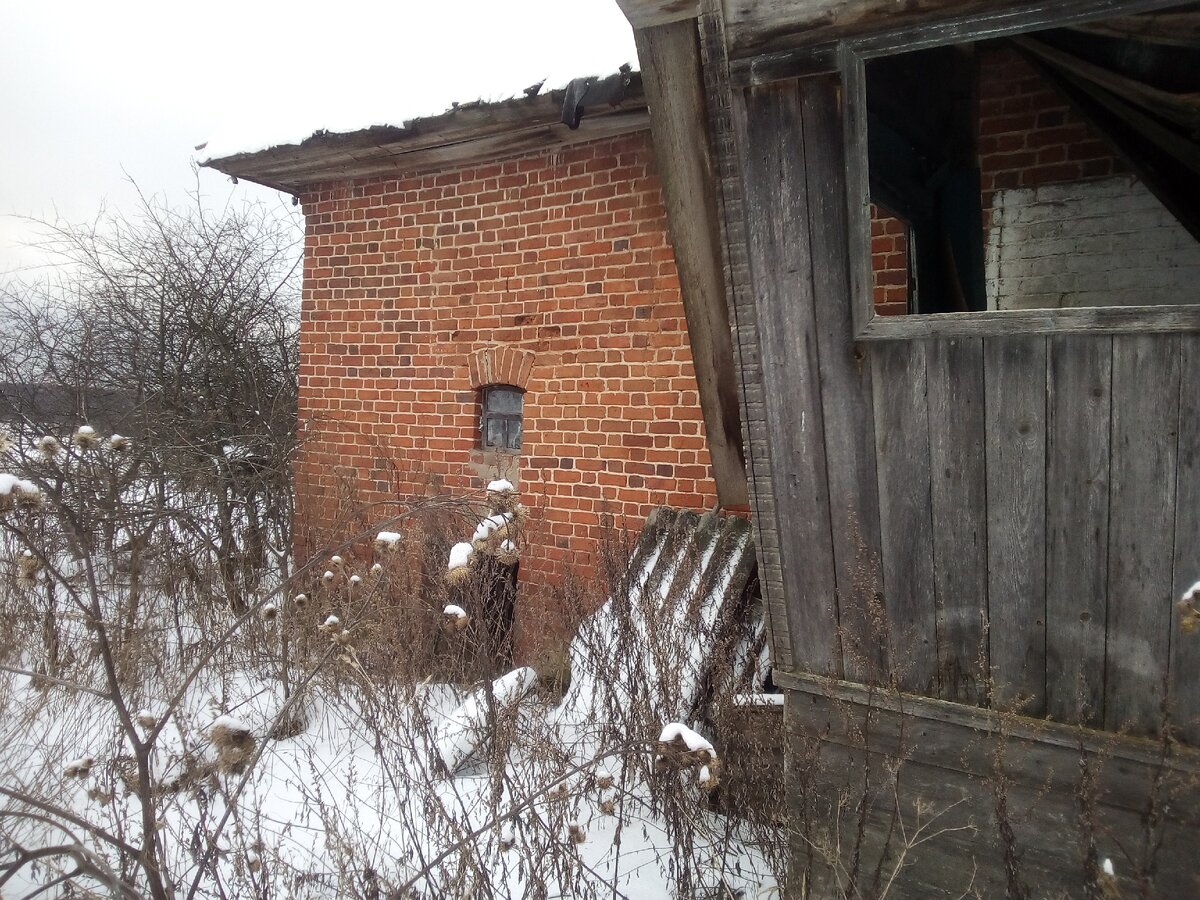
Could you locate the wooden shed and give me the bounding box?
[615,0,1200,895]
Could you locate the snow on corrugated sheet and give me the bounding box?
[553,508,763,734]
[197,0,637,163]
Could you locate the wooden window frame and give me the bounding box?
[480,384,524,454]
[834,0,1200,341]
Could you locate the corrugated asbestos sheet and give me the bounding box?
[556,507,765,728]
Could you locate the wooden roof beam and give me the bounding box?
[720,0,1191,58]
[635,19,749,508]
[614,0,700,28]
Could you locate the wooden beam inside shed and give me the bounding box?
[634,19,749,508]
[720,0,1190,57]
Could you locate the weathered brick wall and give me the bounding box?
[869,44,1200,313]
[978,45,1200,309]
[295,132,719,660]
[870,204,910,316]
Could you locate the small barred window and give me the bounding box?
[481,385,523,452]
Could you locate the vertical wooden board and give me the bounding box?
[633,21,747,508]
[1170,334,1199,744]
[1045,335,1112,727]
[800,76,887,683]
[1106,334,1180,734]
[734,83,841,676]
[926,337,988,705]
[872,340,937,694]
[984,335,1048,714]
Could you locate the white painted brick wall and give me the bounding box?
[985,176,1200,310]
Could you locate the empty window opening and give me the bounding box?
[863,20,1200,316]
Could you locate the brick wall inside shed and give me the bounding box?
[869,43,1200,314]
[977,45,1200,309]
[295,131,719,663]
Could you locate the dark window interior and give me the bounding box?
[864,10,1200,316]
[481,385,523,452]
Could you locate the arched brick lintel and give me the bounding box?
[467,346,535,390]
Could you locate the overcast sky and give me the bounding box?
[0,0,638,278]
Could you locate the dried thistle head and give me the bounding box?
[321,570,335,584]
[16,549,40,587]
[442,605,470,633]
[373,531,401,554]
[136,710,157,730]
[63,756,94,778]
[495,539,520,567]
[369,562,383,576]
[445,564,472,586]
[72,425,102,451]
[599,798,616,816]
[260,603,278,622]
[567,822,586,844]
[107,434,131,452]
[0,428,13,454]
[2,476,42,512]
[292,593,308,609]
[318,615,343,635]
[210,717,255,774]
[36,435,61,459]
[330,554,344,568]
[486,479,519,514]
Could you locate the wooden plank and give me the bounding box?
[734,81,841,676]
[722,0,1185,58]
[1171,334,1200,746]
[696,1,796,671]
[984,335,1047,713]
[800,76,886,684]
[634,20,748,509]
[790,734,1200,898]
[614,0,698,28]
[857,304,1200,341]
[1106,335,1181,734]
[1045,335,1112,728]
[871,340,937,693]
[841,51,875,353]
[782,680,1200,897]
[926,337,988,705]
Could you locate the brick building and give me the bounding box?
[202,73,747,660]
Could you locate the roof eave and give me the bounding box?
[201,71,647,193]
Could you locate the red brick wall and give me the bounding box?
[977,44,1126,224]
[870,43,1127,314]
[295,132,719,658]
[870,204,910,316]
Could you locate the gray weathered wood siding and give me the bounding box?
[730,74,1200,743]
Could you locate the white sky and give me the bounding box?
[0,0,638,278]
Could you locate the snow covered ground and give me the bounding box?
[0,436,780,897]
